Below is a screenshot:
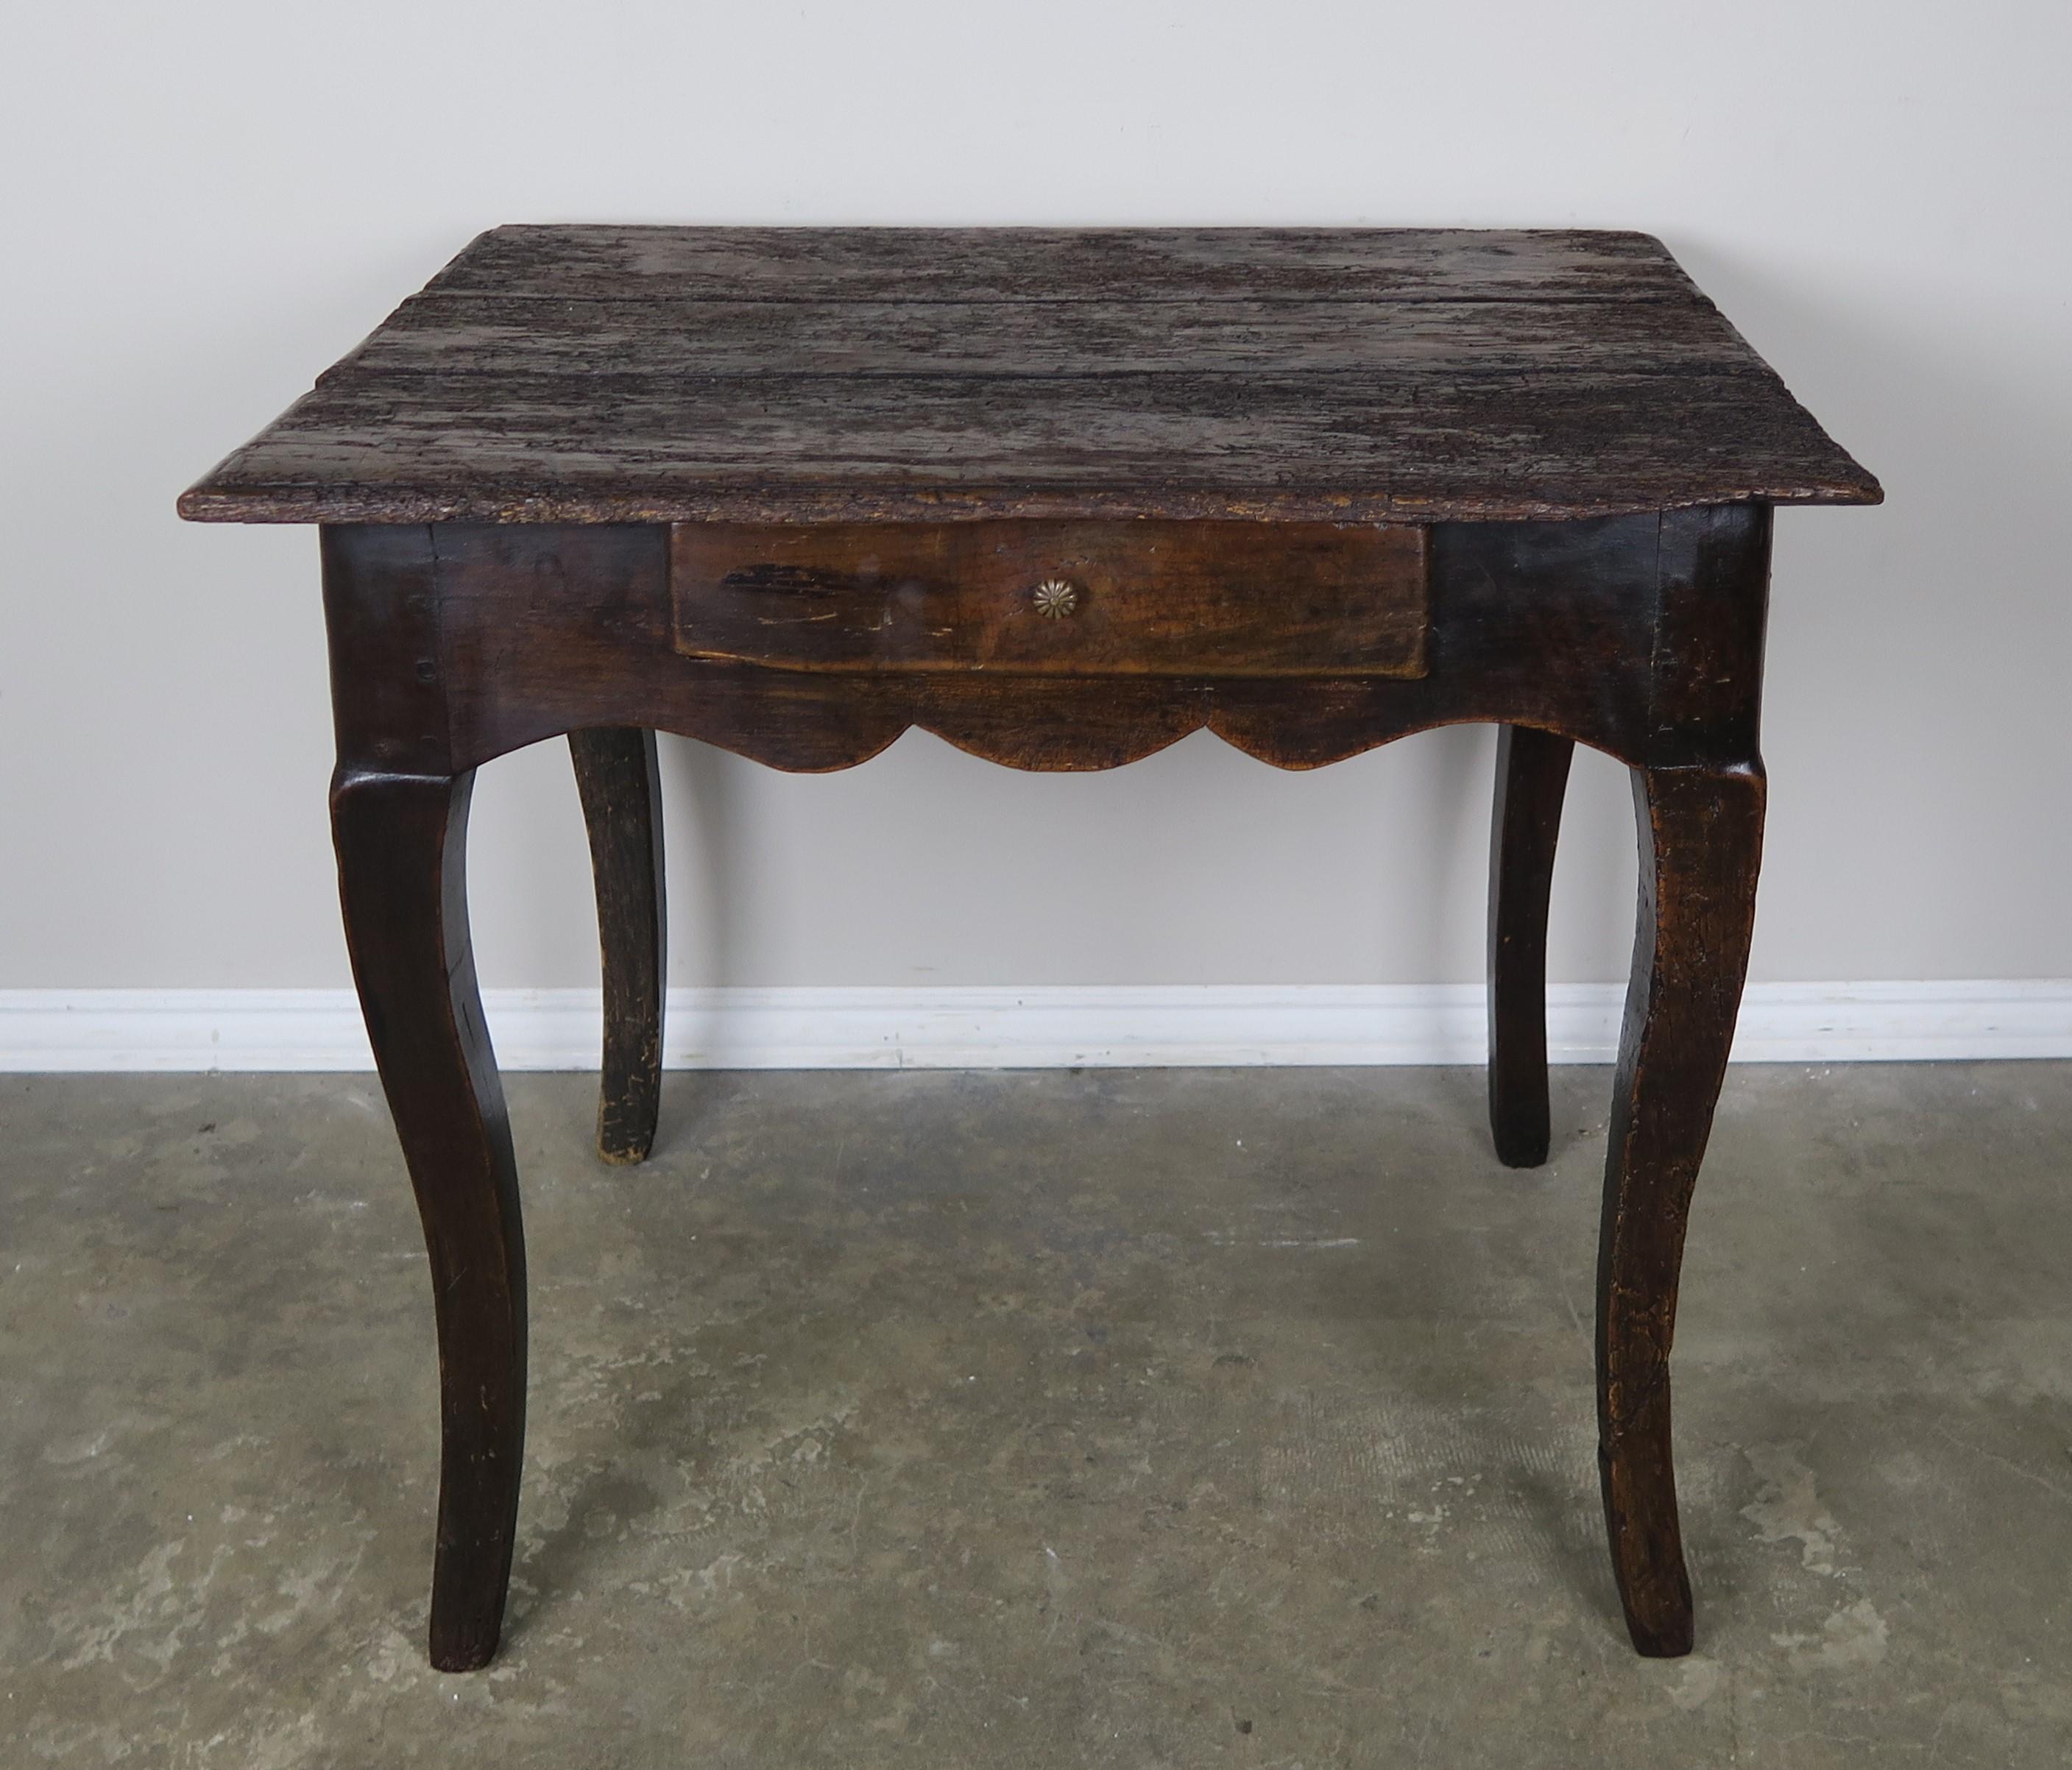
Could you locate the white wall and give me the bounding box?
[3,0,2067,999]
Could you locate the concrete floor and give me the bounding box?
[4,1065,2072,1767]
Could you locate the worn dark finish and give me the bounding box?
[425,517,1668,775]
[568,729,667,1164]
[325,294,1828,381]
[183,227,1878,1671]
[322,529,526,1674]
[1600,762,1766,1654]
[671,521,1429,678]
[417,226,1716,302]
[1487,724,1575,1167]
[181,227,1879,527]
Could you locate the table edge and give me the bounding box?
[176,479,1883,526]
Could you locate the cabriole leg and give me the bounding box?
[1487,724,1575,1167]
[569,728,668,1163]
[1597,760,1764,1657]
[333,765,526,1672]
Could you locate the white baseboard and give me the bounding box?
[0,981,2068,1072]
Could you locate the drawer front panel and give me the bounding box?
[669,521,1428,678]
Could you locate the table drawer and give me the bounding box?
[668,521,1428,678]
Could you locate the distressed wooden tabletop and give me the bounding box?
[180,227,1881,525]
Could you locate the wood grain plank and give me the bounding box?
[183,369,1882,524]
[182,227,1881,525]
[420,226,1704,304]
[323,295,1771,383]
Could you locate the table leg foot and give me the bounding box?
[1487,725,1574,1167]
[333,766,527,1673]
[570,729,668,1164]
[1597,760,1764,1658]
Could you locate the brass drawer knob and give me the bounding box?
[1032,578,1079,618]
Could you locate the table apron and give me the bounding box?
[319,508,1769,778]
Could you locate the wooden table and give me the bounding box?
[182,226,1879,1671]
